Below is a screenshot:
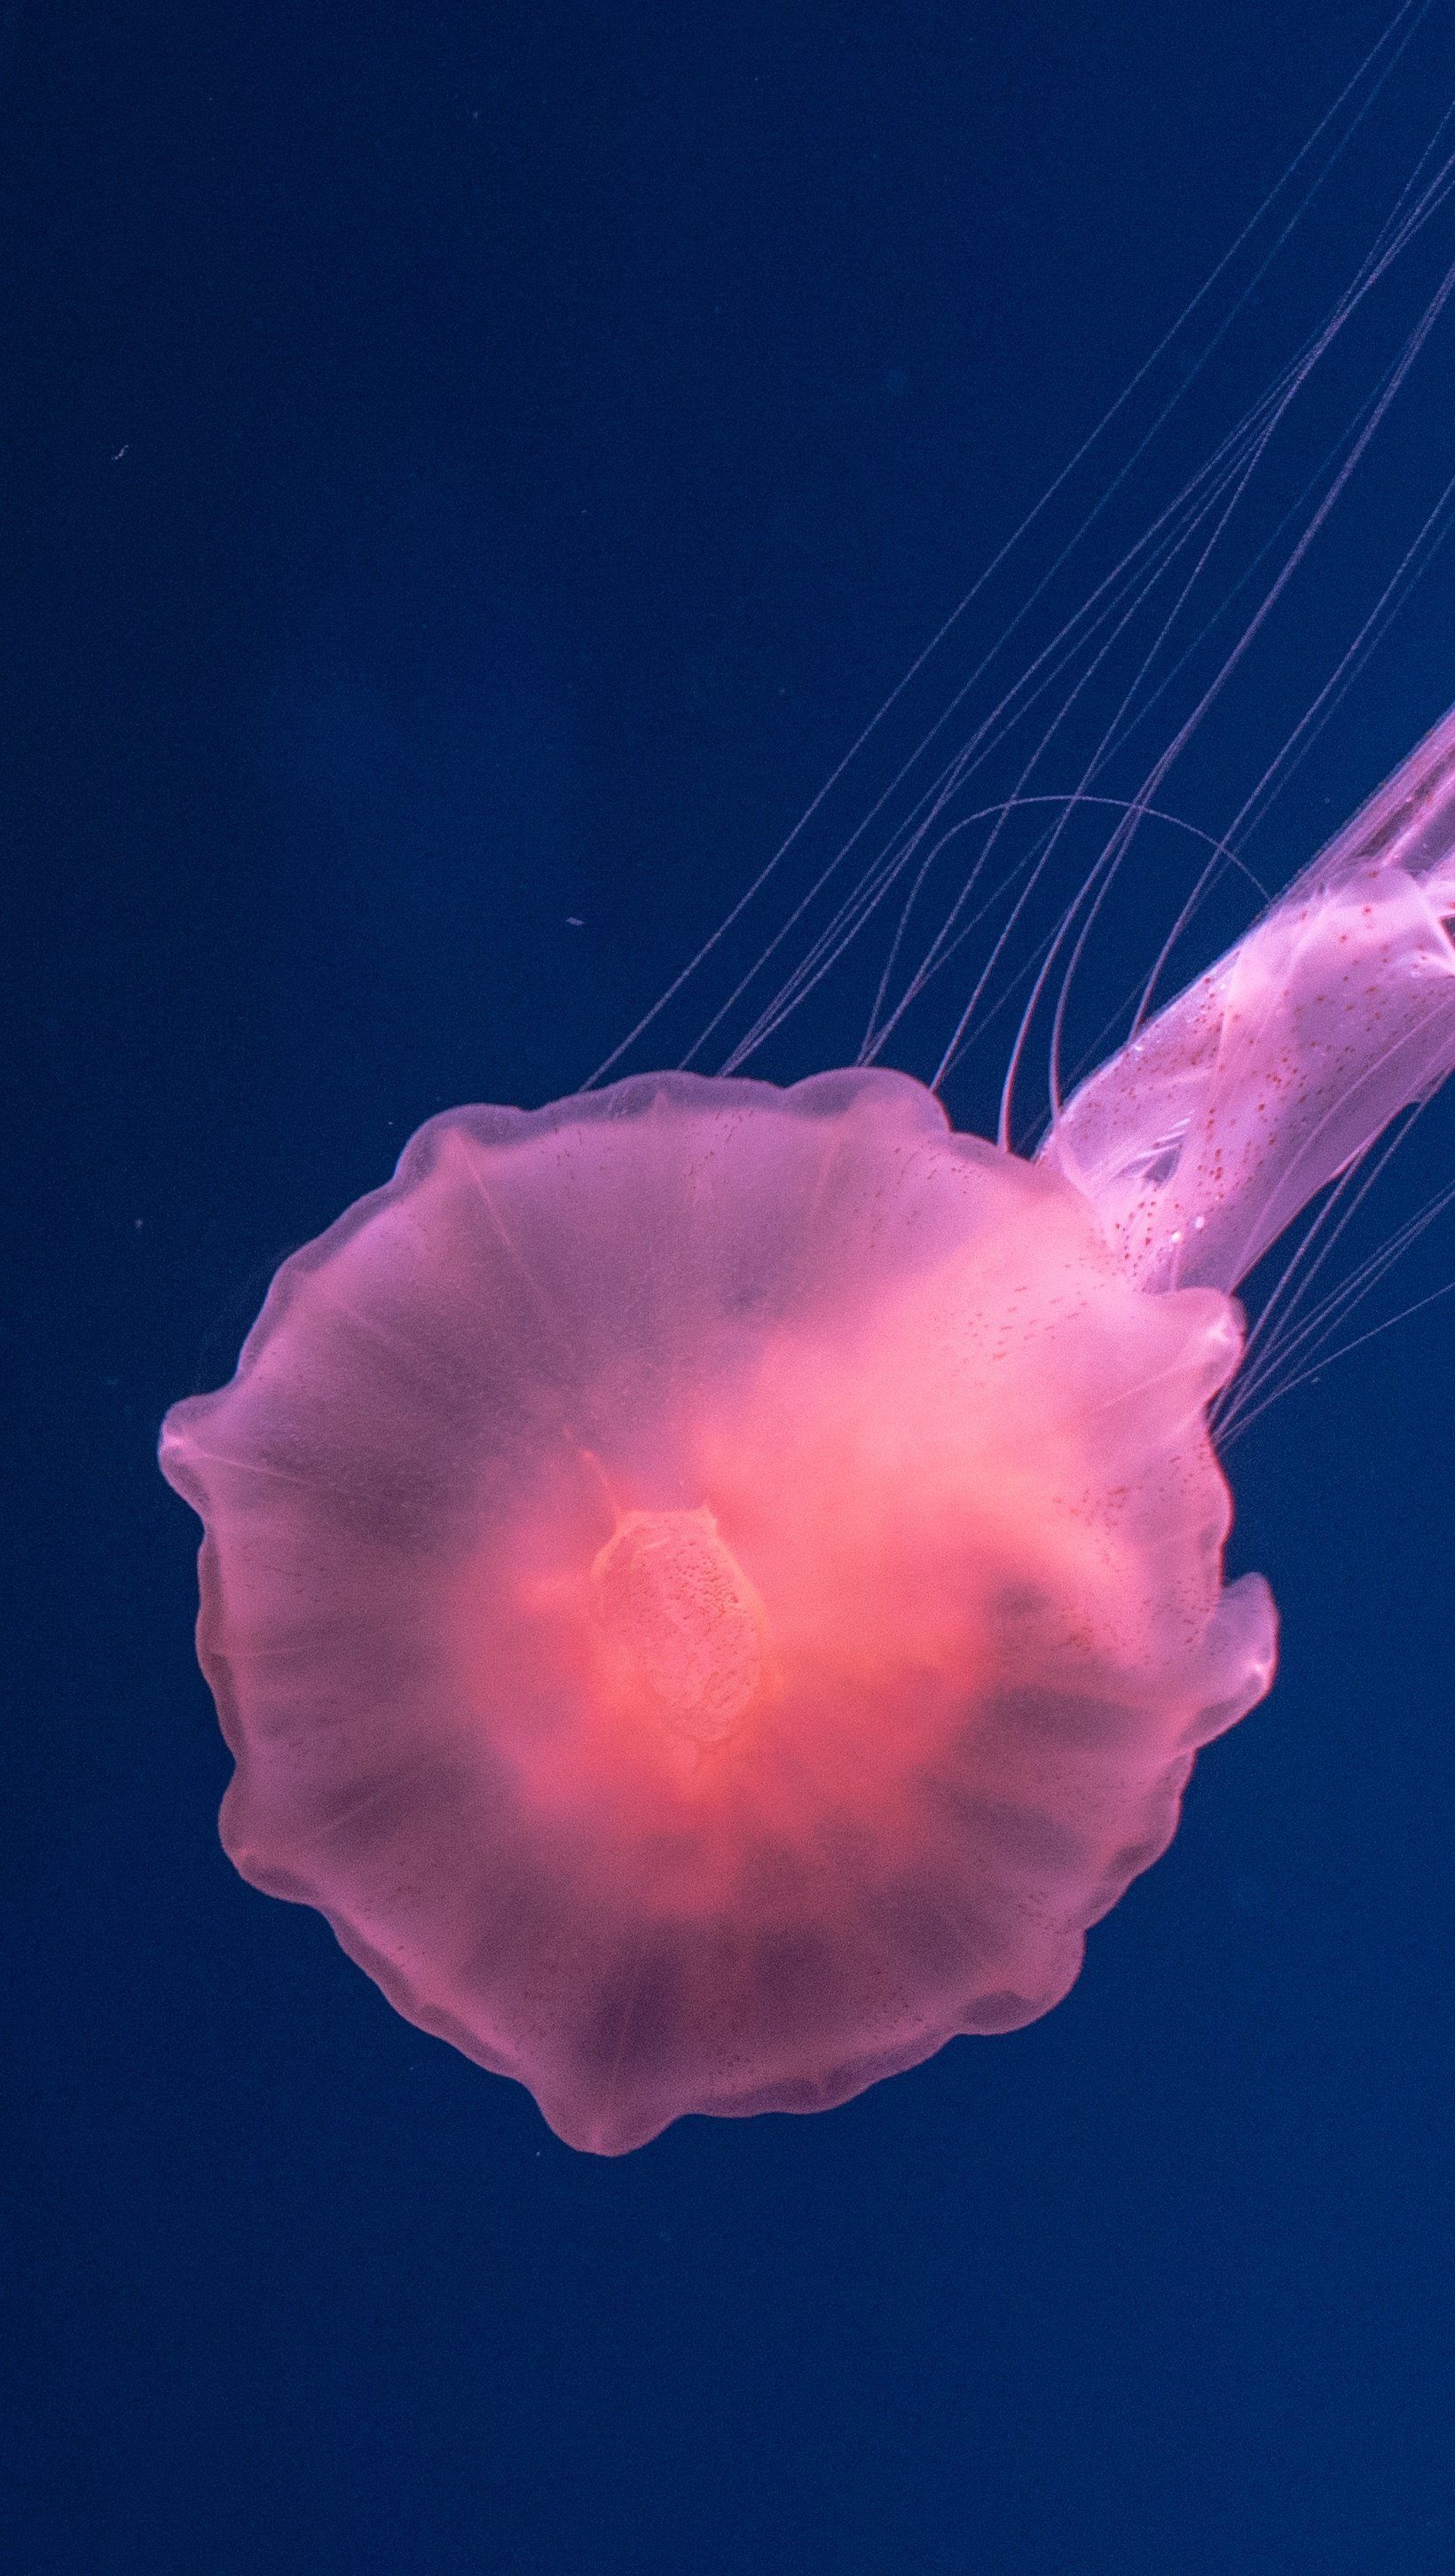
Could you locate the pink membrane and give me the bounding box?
[162,1070,1272,2151]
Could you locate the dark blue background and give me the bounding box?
[7,4,1455,2570]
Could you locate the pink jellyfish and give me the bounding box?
[160,703,1455,2152]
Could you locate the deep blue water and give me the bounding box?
[7,4,1455,2570]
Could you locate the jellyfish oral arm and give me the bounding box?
[1041,702,1455,1292]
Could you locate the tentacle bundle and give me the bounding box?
[161,1069,1273,2151]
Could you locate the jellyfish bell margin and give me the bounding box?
[160,702,1455,2153]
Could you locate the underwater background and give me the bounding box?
[6,3,1455,2569]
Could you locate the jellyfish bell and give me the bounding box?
[158,704,1455,2152]
[160,1066,1273,2153]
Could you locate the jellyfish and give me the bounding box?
[159,700,1455,2152]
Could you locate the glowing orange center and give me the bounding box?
[589,1507,767,1746]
